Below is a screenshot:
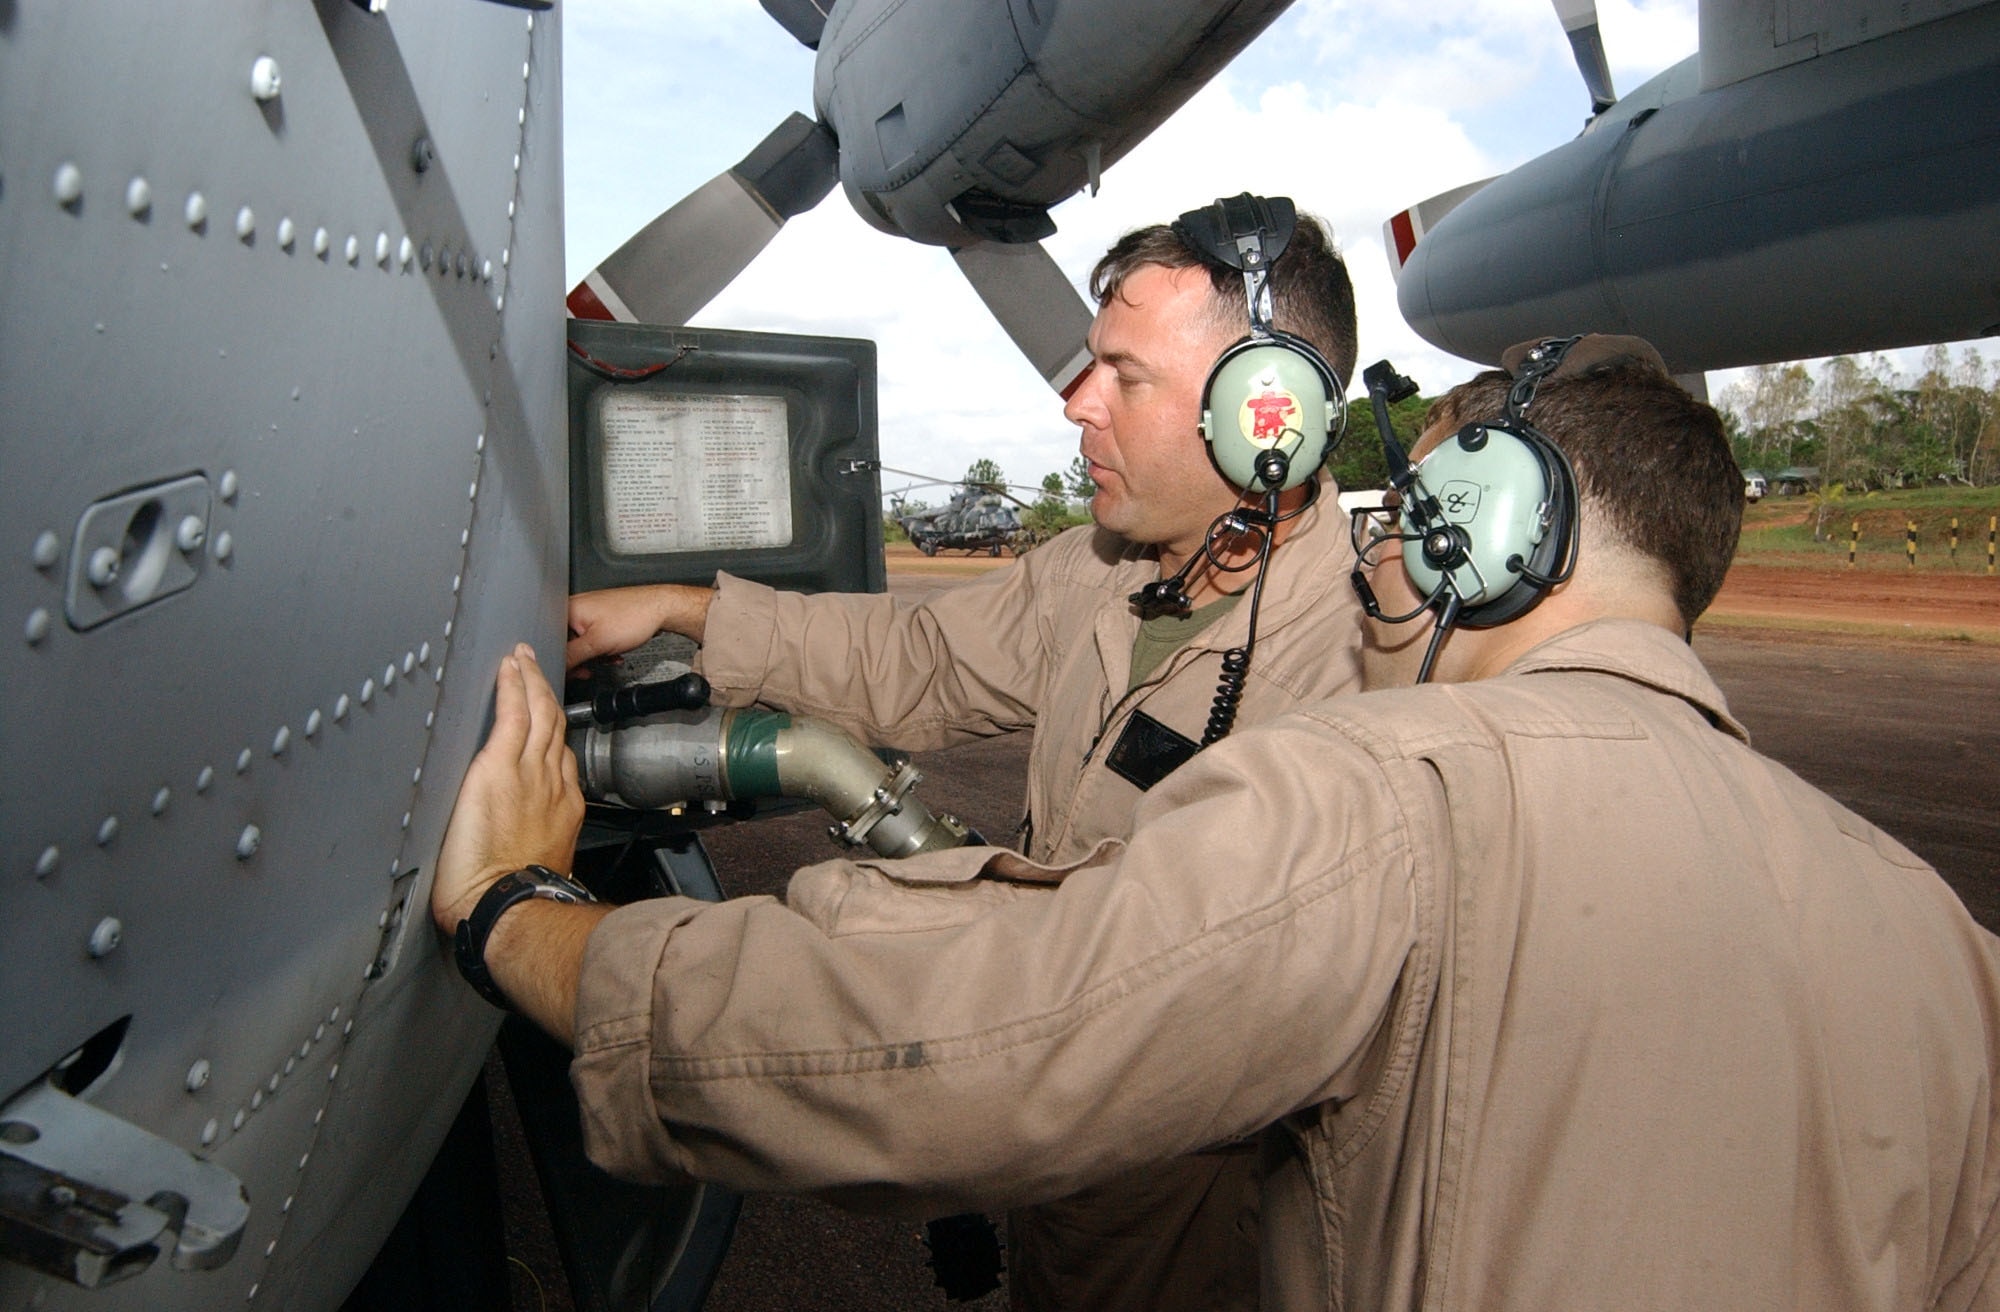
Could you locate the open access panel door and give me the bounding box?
[569,320,884,598]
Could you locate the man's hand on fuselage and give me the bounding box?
[433,644,607,1042]
[432,644,588,932]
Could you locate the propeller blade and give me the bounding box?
[760,0,832,50]
[1383,177,1495,282]
[569,112,838,325]
[1551,0,1617,115]
[949,241,1095,398]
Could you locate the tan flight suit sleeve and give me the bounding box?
[694,549,1071,750]
[568,713,1424,1216]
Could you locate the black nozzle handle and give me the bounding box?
[566,673,711,727]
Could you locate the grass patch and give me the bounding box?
[1738,486,2000,569]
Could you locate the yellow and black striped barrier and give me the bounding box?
[1951,517,1960,565]
[1989,516,1996,576]
[1848,520,1859,569]
[1907,520,1917,569]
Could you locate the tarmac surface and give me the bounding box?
[504,561,2000,1311]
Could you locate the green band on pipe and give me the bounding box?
[724,709,790,799]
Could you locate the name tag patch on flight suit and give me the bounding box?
[1105,709,1200,791]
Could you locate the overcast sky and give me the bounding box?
[561,1,1941,501]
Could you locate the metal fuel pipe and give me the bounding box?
[568,704,970,859]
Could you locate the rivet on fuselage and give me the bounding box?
[53,162,83,209]
[250,56,283,102]
[87,917,122,958]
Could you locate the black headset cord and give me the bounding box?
[1414,590,1463,685]
[1200,493,1280,745]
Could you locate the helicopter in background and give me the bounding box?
[893,486,1028,557]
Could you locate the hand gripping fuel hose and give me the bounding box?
[567,700,971,859]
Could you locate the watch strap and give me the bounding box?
[452,865,595,1009]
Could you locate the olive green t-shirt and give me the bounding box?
[1128,592,1243,692]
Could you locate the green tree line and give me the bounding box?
[1720,344,2000,493]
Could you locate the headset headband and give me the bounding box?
[1172,193,1298,337]
[1504,334,1585,422]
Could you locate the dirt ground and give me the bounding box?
[1705,562,2000,638]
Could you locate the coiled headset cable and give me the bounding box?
[1123,482,1317,746]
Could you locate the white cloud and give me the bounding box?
[1597,0,1700,79]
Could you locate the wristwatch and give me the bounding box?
[452,865,597,1009]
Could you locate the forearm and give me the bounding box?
[645,584,714,643]
[483,898,617,1044]
[700,569,1046,748]
[567,584,716,668]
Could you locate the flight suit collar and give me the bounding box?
[1504,618,1750,743]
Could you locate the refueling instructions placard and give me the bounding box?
[598,393,794,552]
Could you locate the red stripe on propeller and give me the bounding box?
[567,280,615,321]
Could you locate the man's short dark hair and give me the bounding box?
[1427,366,1743,627]
[1088,214,1358,387]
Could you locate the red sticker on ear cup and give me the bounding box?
[1239,384,1300,446]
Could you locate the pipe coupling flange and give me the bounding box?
[831,760,922,849]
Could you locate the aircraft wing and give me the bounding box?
[1392,0,2000,371]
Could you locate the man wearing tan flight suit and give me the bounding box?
[563,203,1365,1310]
[437,334,2000,1310]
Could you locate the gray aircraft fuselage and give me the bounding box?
[0,2,564,1305]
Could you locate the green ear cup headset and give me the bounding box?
[1351,337,1583,682]
[1172,193,1346,493]
[1121,195,1346,746]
